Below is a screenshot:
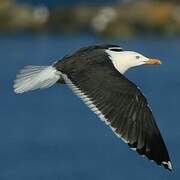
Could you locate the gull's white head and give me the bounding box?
[105,46,161,74]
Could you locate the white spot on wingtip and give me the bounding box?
[162,161,173,170]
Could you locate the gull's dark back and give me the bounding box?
[54,45,123,74]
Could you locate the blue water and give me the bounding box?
[0,34,180,180]
[17,0,119,7]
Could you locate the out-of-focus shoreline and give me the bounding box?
[1,0,180,37]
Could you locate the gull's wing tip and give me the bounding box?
[162,161,173,171]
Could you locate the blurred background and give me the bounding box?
[1,0,180,36]
[0,0,180,180]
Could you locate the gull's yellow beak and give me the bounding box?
[145,59,162,65]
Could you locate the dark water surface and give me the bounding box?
[0,34,179,180]
[17,0,118,7]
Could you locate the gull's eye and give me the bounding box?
[136,56,140,59]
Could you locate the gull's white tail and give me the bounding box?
[14,65,61,94]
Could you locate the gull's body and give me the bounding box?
[14,45,172,171]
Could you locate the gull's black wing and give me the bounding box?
[55,48,172,171]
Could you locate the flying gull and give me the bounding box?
[13,45,172,171]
